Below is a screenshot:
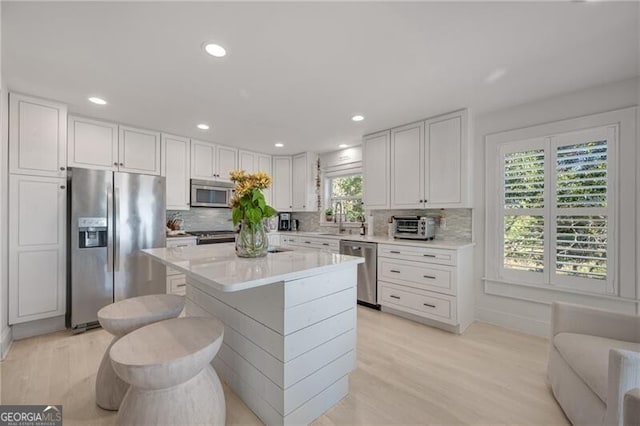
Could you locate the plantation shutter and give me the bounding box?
[499,138,549,284]
[551,127,616,294]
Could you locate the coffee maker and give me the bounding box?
[278,213,291,231]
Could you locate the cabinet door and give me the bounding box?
[9,93,67,177]
[238,150,256,173]
[292,153,308,211]
[68,115,118,171]
[161,134,190,210]
[272,156,292,211]
[425,111,468,207]
[363,130,390,209]
[118,125,161,175]
[390,122,424,209]
[257,154,273,205]
[9,175,67,324]
[216,146,238,182]
[191,140,215,179]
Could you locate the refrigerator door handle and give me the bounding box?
[106,185,113,272]
[114,187,120,272]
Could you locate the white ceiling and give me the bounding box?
[2,1,638,155]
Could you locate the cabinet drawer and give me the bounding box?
[167,275,186,296]
[379,282,456,324]
[378,258,454,295]
[379,244,455,266]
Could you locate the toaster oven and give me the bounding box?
[392,216,436,240]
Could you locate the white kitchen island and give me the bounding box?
[142,243,364,426]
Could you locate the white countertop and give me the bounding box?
[274,231,475,250]
[142,243,364,293]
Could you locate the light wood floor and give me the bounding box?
[1,307,569,425]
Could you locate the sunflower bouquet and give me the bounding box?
[229,170,277,257]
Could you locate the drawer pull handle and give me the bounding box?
[304,241,311,244]
[390,250,401,254]
[390,269,401,273]
[176,244,189,248]
[177,284,186,288]
[389,295,401,299]
[423,303,436,308]
[423,254,436,258]
[322,243,329,246]
[423,275,436,280]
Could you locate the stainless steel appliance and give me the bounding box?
[392,216,436,240]
[278,213,291,231]
[189,230,236,245]
[190,179,234,208]
[339,240,378,308]
[68,168,167,331]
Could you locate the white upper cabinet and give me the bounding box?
[216,145,238,182]
[9,93,67,178]
[363,130,390,209]
[257,154,273,205]
[383,109,470,209]
[190,140,237,182]
[9,174,67,324]
[118,125,162,175]
[239,150,273,204]
[68,115,119,171]
[191,140,216,179]
[292,152,317,212]
[161,134,190,210]
[390,122,424,209]
[272,156,292,211]
[425,110,469,207]
[239,150,256,173]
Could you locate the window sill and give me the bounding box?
[482,276,636,304]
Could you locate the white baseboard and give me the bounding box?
[1,326,12,360]
[11,315,66,340]
[475,306,550,338]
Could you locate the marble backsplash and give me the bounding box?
[292,208,473,242]
[167,208,234,232]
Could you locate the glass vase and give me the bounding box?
[235,220,268,258]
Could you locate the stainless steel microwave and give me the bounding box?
[190,179,234,208]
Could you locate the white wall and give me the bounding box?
[473,76,640,337]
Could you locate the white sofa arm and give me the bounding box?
[605,349,640,426]
[551,302,640,343]
[623,388,640,426]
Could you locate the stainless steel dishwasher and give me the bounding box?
[339,240,379,309]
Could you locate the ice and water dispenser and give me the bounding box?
[78,217,108,248]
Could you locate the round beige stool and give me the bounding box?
[110,317,226,426]
[96,294,185,410]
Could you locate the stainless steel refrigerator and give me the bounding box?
[68,168,167,331]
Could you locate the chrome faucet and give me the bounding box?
[335,201,345,233]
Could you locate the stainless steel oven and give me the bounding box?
[190,179,233,208]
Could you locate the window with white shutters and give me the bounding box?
[498,126,616,294]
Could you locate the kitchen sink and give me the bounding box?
[267,247,293,253]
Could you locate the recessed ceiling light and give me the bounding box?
[351,115,364,122]
[274,143,284,148]
[197,124,210,130]
[204,43,227,58]
[88,97,107,105]
[338,144,348,148]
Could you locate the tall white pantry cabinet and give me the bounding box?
[8,93,68,324]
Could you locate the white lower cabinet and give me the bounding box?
[165,236,197,295]
[378,243,473,333]
[9,175,67,324]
